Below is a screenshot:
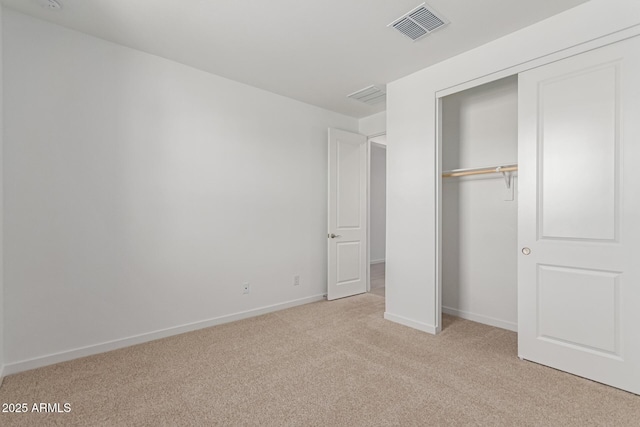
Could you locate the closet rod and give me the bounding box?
[442,164,518,178]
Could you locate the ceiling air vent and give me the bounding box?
[36,0,63,10]
[347,85,386,105]
[389,3,448,41]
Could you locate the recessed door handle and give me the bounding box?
[329,233,342,239]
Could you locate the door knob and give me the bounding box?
[329,233,342,239]
[522,247,531,255]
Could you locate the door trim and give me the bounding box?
[436,24,640,99]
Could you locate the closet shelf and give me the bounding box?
[442,164,518,178]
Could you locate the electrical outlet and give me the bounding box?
[293,275,300,286]
[242,282,250,294]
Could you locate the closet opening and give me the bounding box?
[438,75,518,332]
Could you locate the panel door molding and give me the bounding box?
[518,36,640,395]
[327,128,368,300]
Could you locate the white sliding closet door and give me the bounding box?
[518,36,640,394]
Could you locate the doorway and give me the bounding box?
[326,128,386,301]
[369,134,387,298]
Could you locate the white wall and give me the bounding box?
[370,145,386,263]
[3,10,358,371]
[359,111,386,137]
[441,77,518,331]
[0,3,5,382]
[386,0,640,333]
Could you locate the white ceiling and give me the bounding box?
[2,0,588,118]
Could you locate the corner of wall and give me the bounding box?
[383,312,438,334]
[1,11,360,370]
[358,111,387,136]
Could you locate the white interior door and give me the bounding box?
[328,128,367,300]
[518,36,640,394]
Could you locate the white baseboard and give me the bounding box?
[3,294,325,376]
[442,306,517,332]
[384,312,438,335]
[370,259,385,265]
[0,364,5,388]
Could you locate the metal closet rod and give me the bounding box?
[442,164,518,178]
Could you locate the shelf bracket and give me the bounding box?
[496,167,514,201]
[496,166,512,189]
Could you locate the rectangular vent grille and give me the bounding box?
[410,8,444,32]
[393,18,427,41]
[347,85,386,105]
[389,3,448,41]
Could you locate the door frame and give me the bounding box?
[367,133,387,293]
[433,26,640,334]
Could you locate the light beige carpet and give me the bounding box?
[1,293,639,426]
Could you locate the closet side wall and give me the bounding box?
[442,77,518,330]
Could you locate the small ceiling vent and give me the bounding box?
[389,3,448,41]
[36,0,63,10]
[347,85,386,105]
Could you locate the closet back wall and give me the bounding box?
[3,10,358,370]
[441,77,518,331]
